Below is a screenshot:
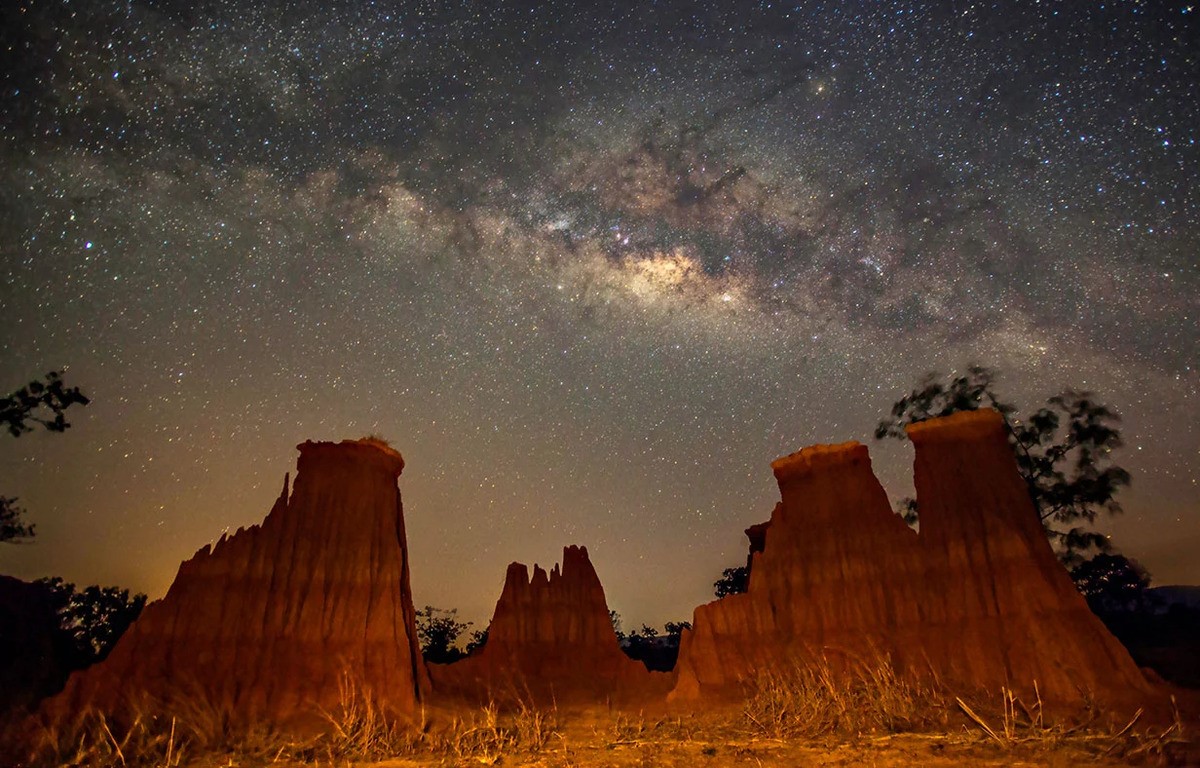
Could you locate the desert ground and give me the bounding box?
[24,684,1196,768]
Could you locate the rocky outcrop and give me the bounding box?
[432,545,664,703]
[744,520,770,564]
[908,410,1148,701]
[673,409,1151,705]
[46,439,428,726]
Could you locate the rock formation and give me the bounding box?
[673,409,1151,705]
[744,520,770,565]
[432,545,663,703]
[908,410,1149,701]
[46,439,428,726]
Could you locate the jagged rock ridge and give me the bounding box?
[432,545,664,702]
[47,439,428,724]
[673,409,1151,705]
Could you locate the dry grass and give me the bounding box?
[47,709,164,767]
[737,654,1196,764]
[28,706,211,767]
[1106,695,1189,762]
[605,711,652,744]
[13,666,1191,767]
[950,683,1192,764]
[596,711,700,748]
[954,682,1064,745]
[19,675,566,767]
[742,653,940,738]
[441,697,560,762]
[315,670,561,764]
[23,698,314,768]
[317,669,419,759]
[24,675,328,767]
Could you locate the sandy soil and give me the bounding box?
[337,734,1172,768]
[205,705,1193,768]
[12,691,1194,767]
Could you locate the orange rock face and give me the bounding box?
[908,410,1148,701]
[47,439,428,725]
[432,545,663,703]
[673,410,1151,705]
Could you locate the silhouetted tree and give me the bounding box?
[465,626,488,655]
[894,498,919,528]
[1,371,90,437]
[714,566,749,598]
[609,609,626,641]
[875,365,1130,565]
[415,605,472,664]
[1,371,90,543]
[0,497,34,542]
[620,621,693,671]
[36,577,146,668]
[1071,554,1151,615]
[621,624,654,662]
[623,624,657,656]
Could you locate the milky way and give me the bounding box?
[1,1,1197,629]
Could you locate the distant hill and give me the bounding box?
[1149,585,1200,611]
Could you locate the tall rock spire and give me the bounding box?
[47,438,429,725]
[673,409,1152,706]
[908,409,1149,700]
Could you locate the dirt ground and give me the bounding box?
[14,715,1196,767]
[165,704,1195,768]
[12,689,1195,767]
[349,735,1175,768]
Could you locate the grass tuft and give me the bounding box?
[742,652,941,738]
[317,668,418,759]
[447,697,561,762]
[26,706,194,767]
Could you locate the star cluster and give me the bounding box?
[1,0,1196,628]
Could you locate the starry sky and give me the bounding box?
[1,0,1197,631]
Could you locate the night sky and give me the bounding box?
[1,1,1196,631]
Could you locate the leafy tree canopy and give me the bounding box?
[2,371,90,438]
[465,626,488,656]
[875,365,1130,565]
[415,605,473,664]
[1070,553,1151,615]
[1,371,90,543]
[1,497,35,542]
[714,566,748,599]
[609,609,625,641]
[36,577,146,667]
[617,619,693,672]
